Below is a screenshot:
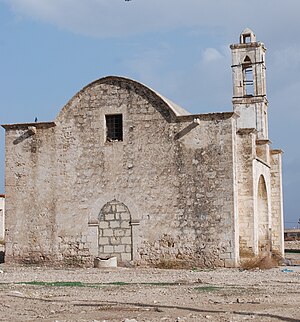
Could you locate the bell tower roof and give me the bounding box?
[240,28,256,44]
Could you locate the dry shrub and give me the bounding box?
[241,251,283,270]
[239,248,255,258]
[155,259,194,269]
[271,250,284,263]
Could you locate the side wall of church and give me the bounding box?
[236,128,280,259]
[4,79,238,267]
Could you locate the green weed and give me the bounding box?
[14,281,182,288]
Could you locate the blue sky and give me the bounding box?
[0,0,300,228]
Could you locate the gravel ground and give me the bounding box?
[0,262,299,322]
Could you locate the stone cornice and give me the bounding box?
[1,122,56,130]
[177,112,238,123]
[230,42,266,50]
[270,149,284,155]
[256,139,272,145]
[237,128,257,135]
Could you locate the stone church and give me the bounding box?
[2,29,284,267]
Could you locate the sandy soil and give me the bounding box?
[0,262,299,322]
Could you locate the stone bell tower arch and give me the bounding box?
[231,28,268,141]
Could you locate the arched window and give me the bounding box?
[242,56,254,96]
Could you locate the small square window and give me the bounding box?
[106,114,123,142]
[243,34,251,44]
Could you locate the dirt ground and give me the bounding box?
[0,258,299,322]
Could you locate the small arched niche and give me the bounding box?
[257,175,270,255]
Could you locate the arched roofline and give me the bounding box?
[55,75,190,122]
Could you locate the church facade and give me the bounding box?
[2,29,284,267]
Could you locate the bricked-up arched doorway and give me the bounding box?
[98,200,132,262]
[257,175,270,254]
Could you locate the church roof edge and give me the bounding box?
[1,122,56,130]
[57,75,191,120]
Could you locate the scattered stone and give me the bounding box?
[154,307,164,312]
[9,291,23,297]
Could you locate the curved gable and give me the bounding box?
[55,76,190,123]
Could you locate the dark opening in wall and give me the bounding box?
[243,34,251,44]
[0,251,4,264]
[243,56,254,96]
[243,66,254,95]
[106,114,123,142]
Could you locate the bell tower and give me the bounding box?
[231,28,268,140]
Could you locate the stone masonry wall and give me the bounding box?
[236,129,256,257]
[98,200,132,262]
[4,124,62,264]
[4,77,237,267]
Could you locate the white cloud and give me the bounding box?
[202,48,223,63]
[271,46,300,74]
[4,0,300,39]
[4,0,204,37]
[125,46,169,77]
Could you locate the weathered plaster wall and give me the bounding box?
[270,150,284,255]
[4,124,57,264]
[4,77,237,267]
